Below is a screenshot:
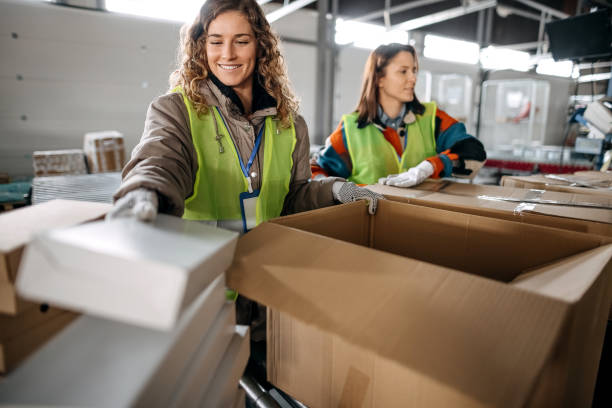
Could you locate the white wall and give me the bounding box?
[0,0,320,178]
[0,0,181,177]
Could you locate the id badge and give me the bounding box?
[239,190,260,233]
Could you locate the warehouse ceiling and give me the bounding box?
[272,0,611,49]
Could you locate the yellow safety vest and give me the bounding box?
[174,87,296,225]
[343,102,437,185]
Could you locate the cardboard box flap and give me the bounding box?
[0,200,111,253]
[0,200,111,283]
[372,200,608,282]
[512,244,612,302]
[227,222,569,407]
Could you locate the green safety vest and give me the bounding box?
[174,87,296,225]
[343,102,438,185]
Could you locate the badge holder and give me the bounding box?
[240,189,260,233]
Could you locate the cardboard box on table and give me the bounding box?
[367,180,612,237]
[83,130,126,173]
[501,173,612,199]
[227,200,612,408]
[32,149,87,177]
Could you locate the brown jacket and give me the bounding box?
[114,79,339,216]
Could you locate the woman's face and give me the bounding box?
[377,51,418,104]
[205,10,257,91]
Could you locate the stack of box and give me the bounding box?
[32,149,88,177]
[227,200,612,407]
[0,200,110,374]
[0,214,248,407]
[83,130,126,173]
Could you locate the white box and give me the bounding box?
[16,214,238,330]
[167,303,237,408]
[0,275,227,407]
[199,325,250,407]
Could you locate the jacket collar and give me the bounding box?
[208,73,277,116]
[358,101,416,129]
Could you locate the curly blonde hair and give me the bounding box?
[170,0,299,127]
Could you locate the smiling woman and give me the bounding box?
[205,11,258,113]
[108,0,384,344]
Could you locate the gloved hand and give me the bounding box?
[378,160,434,188]
[332,181,384,215]
[105,188,158,222]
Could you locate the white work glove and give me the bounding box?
[105,188,158,222]
[332,181,384,215]
[378,160,434,188]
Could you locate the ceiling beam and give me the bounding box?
[392,0,497,32]
[496,4,541,21]
[514,0,569,19]
[265,0,317,23]
[352,0,446,23]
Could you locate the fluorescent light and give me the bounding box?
[578,72,612,83]
[480,46,531,71]
[423,34,479,65]
[535,58,573,77]
[106,0,203,22]
[335,18,408,50]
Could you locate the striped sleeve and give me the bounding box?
[311,121,353,179]
[425,109,486,178]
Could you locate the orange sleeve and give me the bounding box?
[436,109,458,133]
[328,125,347,155]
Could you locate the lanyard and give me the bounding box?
[215,107,263,193]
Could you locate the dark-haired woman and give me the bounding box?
[312,43,486,187]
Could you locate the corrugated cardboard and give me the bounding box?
[32,149,87,177]
[0,274,227,407]
[367,182,612,236]
[1,302,63,342]
[232,388,246,408]
[501,174,612,198]
[17,215,238,330]
[227,200,612,408]
[0,309,77,374]
[0,200,111,314]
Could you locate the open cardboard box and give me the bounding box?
[227,200,612,407]
[367,181,612,237]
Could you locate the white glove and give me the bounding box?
[332,182,385,215]
[378,160,434,188]
[106,188,158,222]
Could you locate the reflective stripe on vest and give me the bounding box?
[343,102,437,185]
[174,87,296,224]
